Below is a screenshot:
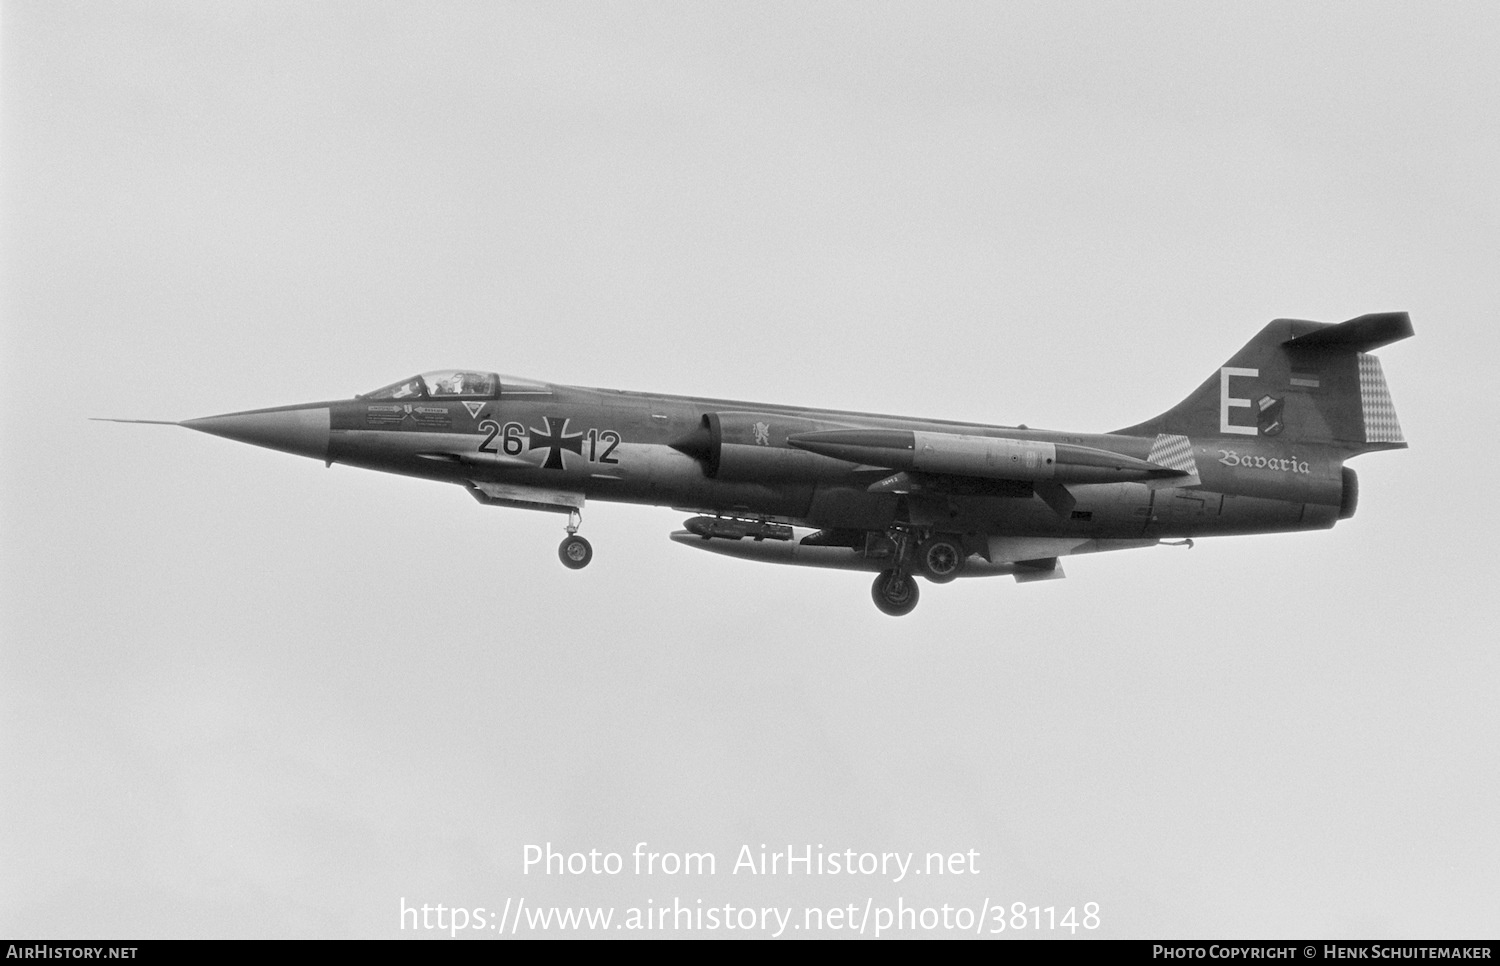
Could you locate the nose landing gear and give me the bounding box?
[558,508,592,570]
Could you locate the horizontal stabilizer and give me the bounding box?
[1282,312,1413,352]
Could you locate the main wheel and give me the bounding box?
[916,535,965,584]
[871,569,920,616]
[559,535,593,569]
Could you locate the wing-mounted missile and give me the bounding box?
[785,429,1188,485]
[682,515,794,541]
[669,526,1159,584]
[668,526,1041,579]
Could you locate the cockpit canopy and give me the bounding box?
[361,370,500,400]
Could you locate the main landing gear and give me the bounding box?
[871,569,920,617]
[869,528,969,616]
[915,534,964,584]
[558,508,592,570]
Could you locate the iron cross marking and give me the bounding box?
[528,416,585,470]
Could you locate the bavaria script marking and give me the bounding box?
[1217,450,1310,474]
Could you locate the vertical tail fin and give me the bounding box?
[1114,312,1412,453]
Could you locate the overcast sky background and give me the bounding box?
[3,1,1497,939]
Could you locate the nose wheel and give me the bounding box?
[558,508,592,570]
[559,535,592,569]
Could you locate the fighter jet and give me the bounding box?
[103,312,1411,615]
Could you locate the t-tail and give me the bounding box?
[1115,311,1412,456]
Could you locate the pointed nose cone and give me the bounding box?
[182,406,331,461]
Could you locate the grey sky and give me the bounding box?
[3,1,1497,938]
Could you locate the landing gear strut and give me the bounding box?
[871,569,920,617]
[558,508,592,570]
[865,528,971,614]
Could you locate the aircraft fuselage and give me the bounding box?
[202,384,1347,541]
[123,311,1408,615]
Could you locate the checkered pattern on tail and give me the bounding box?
[1148,433,1200,485]
[1358,353,1405,444]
